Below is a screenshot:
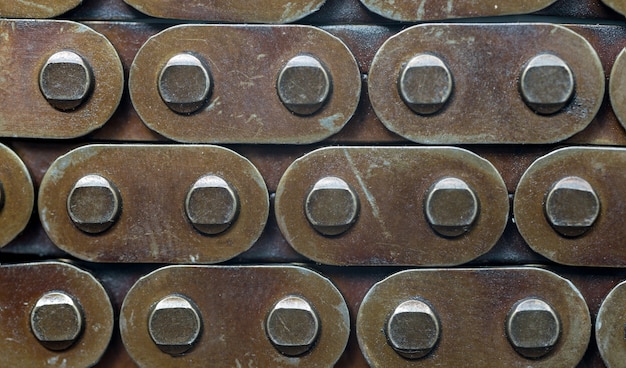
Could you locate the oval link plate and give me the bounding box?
[38,144,269,263]
[0,0,81,18]
[121,265,350,367]
[124,0,326,23]
[275,146,509,266]
[130,25,361,144]
[0,20,123,139]
[596,280,626,368]
[369,23,604,144]
[610,48,626,131]
[359,0,558,21]
[0,261,114,367]
[514,147,626,267]
[0,144,34,248]
[357,267,590,367]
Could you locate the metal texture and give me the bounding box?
[385,299,440,359]
[520,54,575,115]
[514,147,626,267]
[369,23,604,144]
[184,175,240,235]
[275,147,509,266]
[359,0,558,21]
[544,176,600,237]
[40,51,93,111]
[0,262,113,367]
[0,20,123,138]
[506,298,561,359]
[38,145,269,263]
[277,55,331,116]
[31,291,84,351]
[609,48,626,132]
[67,174,122,234]
[123,0,326,23]
[424,177,479,237]
[130,24,360,144]
[398,54,452,115]
[266,295,320,356]
[601,0,626,17]
[0,0,81,18]
[596,280,626,368]
[0,144,34,248]
[120,265,349,367]
[305,176,360,236]
[158,53,212,115]
[357,268,590,367]
[148,295,202,355]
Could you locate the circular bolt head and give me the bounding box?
[149,295,202,356]
[305,176,359,236]
[521,54,575,115]
[386,300,440,359]
[67,174,121,234]
[545,176,600,237]
[40,51,93,111]
[425,177,479,237]
[31,292,83,351]
[399,54,452,115]
[277,55,331,115]
[185,175,239,235]
[158,53,211,114]
[266,296,320,356]
[506,298,561,359]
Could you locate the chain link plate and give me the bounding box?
[0,0,81,18]
[121,265,350,367]
[38,144,269,263]
[0,144,33,248]
[596,280,626,368]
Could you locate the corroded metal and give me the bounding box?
[0,144,34,248]
[67,174,122,234]
[275,147,509,266]
[0,20,123,138]
[148,295,202,355]
[124,0,326,23]
[0,0,81,18]
[513,147,626,267]
[609,48,626,132]
[506,298,561,359]
[120,265,349,367]
[0,262,113,367]
[369,23,604,144]
[130,25,360,144]
[360,0,558,21]
[357,268,590,367]
[266,296,320,356]
[596,280,626,368]
[38,145,269,263]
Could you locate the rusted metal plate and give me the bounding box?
[514,147,626,267]
[120,265,349,367]
[0,20,123,139]
[275,147,509,266]
[38,144,269,263]
[124,0,325,23]
[0,144,34,248]
[0,261,114,367]
[0,0,81,18]
[596,280,626,367]
[357,267,590,367]
[129,25,360,144]
[369,23,604,144]
[360,0,557,21]
[609,48,626,133]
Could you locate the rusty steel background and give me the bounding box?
[130,25,361,144]
[275,146,509,265]
[123,0,326,23]
[0,261,114,367]
[0,20,124,139]
[0,0,81,18]
[38,145,269,263]
[515,147,626,267]
[120,265,350,367]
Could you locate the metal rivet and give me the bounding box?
[506,298,561,359]
[305,176,359,236]
[40,51,93,111]
[149,295,202,356]
[31,292,83,351]
[520,54,575,115]
[266,296,320,356]
[277,55,331,116]
[386,300,440,359]
[425,177,479,238]
[67,174,121,234]
[398,54,452,115]
[185,175,239,235]
[158,53,211,114]
[545,176,600,238]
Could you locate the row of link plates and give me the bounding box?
[3,0,626,367]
